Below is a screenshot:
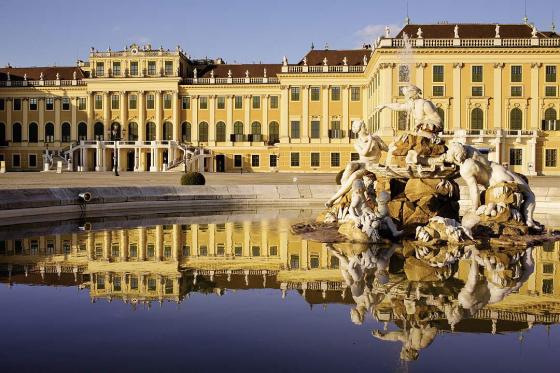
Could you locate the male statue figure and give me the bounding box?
[375,84,443,142]
[325,120,387,208]
[444,142,539,229]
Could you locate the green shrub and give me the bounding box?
[335,169,344,185]
[180,172,206,185]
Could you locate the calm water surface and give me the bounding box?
[0,209,559,372]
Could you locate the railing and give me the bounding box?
[502,38,532,47]
[183,76,279,85]
[540,38,560,47]
[386,37,560,48]
[0,80,86,87]
[288,66,303,72]
[542,120,560,131]
[90,50,181,58]
[308,66,323,72]
[460,38,494,47]
[349,65,365,72]
[328,66,344,72]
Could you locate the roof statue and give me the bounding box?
[454,25,459,38]
[495,24,500,38]
[417,27,423,38]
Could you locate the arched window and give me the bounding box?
[397,112,407,131]
[544,108,557,121]
[146,122,156,141]
[510,108,523,130]
[0,123,5,145]
[470,108,483,130]
[234,121,244,135]
[181,122,191,142]
[216,121,226,142]
[251,121,261,135]
[78,122,87,141]
[94,122,104,141]
[198,121,209,142]
[269,121,279,143]
[128,122,138,141]
[110,122,121,140]
[163,121,173,140]
[45,122,55,143]
[12,123,22,142]
[29,122,39,143]
[436,107,445,130]
[61,122,71,142]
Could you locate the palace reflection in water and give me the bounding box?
[1,217,559,361]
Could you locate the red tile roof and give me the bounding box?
[298,49,370,66]
[0,66,85,81]
[396,23,560,39]
[196,63,281,78]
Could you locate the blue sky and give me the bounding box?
[1,0,558,67]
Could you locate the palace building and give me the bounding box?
[0,20,559,174]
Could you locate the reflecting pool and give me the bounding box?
[1,210,560,372]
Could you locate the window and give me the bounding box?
[543,108,558,130]
[29,98,38,110]
[269,122,279,143]
[45,123,55,142]
[510,108,523,130]
[310,87,320,101]
[269,154,278,167]
[217,96,225,109]
[542,279,554,294]
[234,121,244,135]
[111,245,120,257]
[163,94,172,109]
[111,95,119,109]
[546,65,557,82]
[350,87,360,101]
[311,152,320,167]
[26,154,36,169]
[12,123,22,142]
[112,62,121,76]
[545,149,557,167]
[310,255,320,269]
[234,154,242,167]
[216,122,226,141]
[181,96,190,110]
[251,246,260,256]
[13,98,21,111]
[511,86,523,97]
[269,246,278,256]
[398,112,408,131]
[511,65,522,82]
[164,61,173,75]
[163,122,173,140]
[234,96,243,109]
[330,120,342,138]
[433,65,444,82]
[147,244,155,258]
[146,94,154,109]
[290,87,300,101]
[181,122,191,142]
[351,153,359,161]
[290,255,300,269]
[94,95,102,109]
[545,86,557,97]
[398,86,406,96]
[472,66,483,82]
[290,152,300,167]
[96,276,105,290]
[471,108,483,130]
[94,122,104,140]
[128,122,138,141]
[61,122,71,142]
[164,246,172,258]
[399,65,410,82]
[331,152,340,167]
[509,148,522,165]
[0,99,4,110]
[12,154,20,168]
[199,96,208,110]
[45,98,54,110]
[252,95,260,109]
[472,86,483,96]
[129,94,137,109]
[130,61,138,76]
[270,95,279,108]
[432,85,444,96]
[543,263,554,274]
[290,120,300,138]
[331,86,341,101]
[62,97,71,110]
[198,122,209,142]
[148,61,156,75]
[437,107,445,130]
[182,245,190,257]
[95,62,104,77]
[29,123,38,142]
[251,154,260,167]
[234,246,242,256]
[251,121,261,136]
[78,97,86,110]
[310,120,320,138]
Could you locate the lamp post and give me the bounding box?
[111,123,120,176]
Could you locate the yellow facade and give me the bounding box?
[0,23,559,174]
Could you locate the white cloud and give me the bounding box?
[354,23,401,46]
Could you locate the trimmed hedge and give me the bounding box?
[180,172,206,185]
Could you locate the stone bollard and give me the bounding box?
[43,163,50,172]
[0,160,5,173]
[56,161,63,174]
